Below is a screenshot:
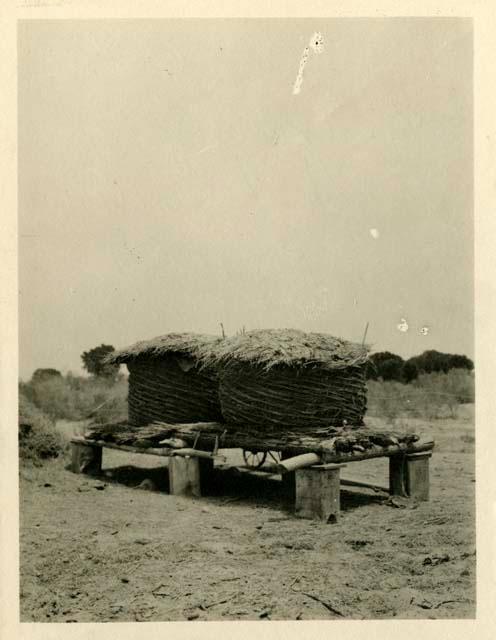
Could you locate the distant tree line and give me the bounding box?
[366,349,474,383]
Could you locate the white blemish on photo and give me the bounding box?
[420,326,430,336]
[397,318,409,333]
[292,32,324,96]
[369,228,380,239]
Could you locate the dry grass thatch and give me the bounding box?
[199,328,369,372]
[105,333,223,365]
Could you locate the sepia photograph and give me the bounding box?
[16,16,476,624]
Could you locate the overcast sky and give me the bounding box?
[18,18,473,380]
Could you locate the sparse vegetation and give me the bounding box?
[19,393,64,465]
[367,369,474,423]
[19,371,128,425]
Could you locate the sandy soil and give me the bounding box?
[19,409,475,621]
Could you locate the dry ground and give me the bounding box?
[19,407,475,621]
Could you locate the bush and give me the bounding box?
[366,352,405,382]
[406,350,474,375]
[20,374,128,423]
[19,393,64,465]
[366,369,474,422]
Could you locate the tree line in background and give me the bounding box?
[30,344,475,387]
[366,349,473,383]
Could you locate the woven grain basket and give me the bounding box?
[200,329,369,432]
[106,333,223,427]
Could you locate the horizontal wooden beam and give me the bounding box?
[320,439,435,464]
[278,453,322,474]
[171,448,226,462]
[71,438,173,457]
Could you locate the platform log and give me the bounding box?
[71,441,102,475]
[295,463,345,523]
[168,456,214,497]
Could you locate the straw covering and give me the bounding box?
[200,329,369,431]
[199,328,369,371]
[106,333,223,365]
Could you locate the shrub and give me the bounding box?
[406,350,474,375]
[412,369,474,418]
[19,393,64,465]
[20,374,128,423]
[366,352,405,382]
[366,369,474,422]
[31,368,62,384]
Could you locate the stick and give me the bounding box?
[203,594,236,609]
[433,599,468,609]
[289,575,303,589]
[171,448,226,461]
[72,438,173,457]
[362,322,369,346]
[83,398,113,420]
[220,496,243,505]
[300,592,344,617]
[340,478,389,493]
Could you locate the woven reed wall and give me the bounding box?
[127,357,222,427]
[218,363,367,430]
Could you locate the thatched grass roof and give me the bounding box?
[199,328,369,372]
[105,333,223,365]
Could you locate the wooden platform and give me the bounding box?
[70,423,434,523]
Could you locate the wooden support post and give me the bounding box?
[405,452,431,501]
[389,454,407,497]
[295,463,344,523]
[280,451,295,500]
[389,452,431,501]
[71,441,102,475]
[168,455,213,498]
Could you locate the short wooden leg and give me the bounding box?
[198,457,215,495]
[389,454,408,497]
[389,453,431,501]
[405,452,431,501]
[169,456,213,497]
[71,442,102,475]
[280,451,296,499]
[282,471,296,500]
[295,464,344,523]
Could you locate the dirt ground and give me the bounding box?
[19,408,476,622]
